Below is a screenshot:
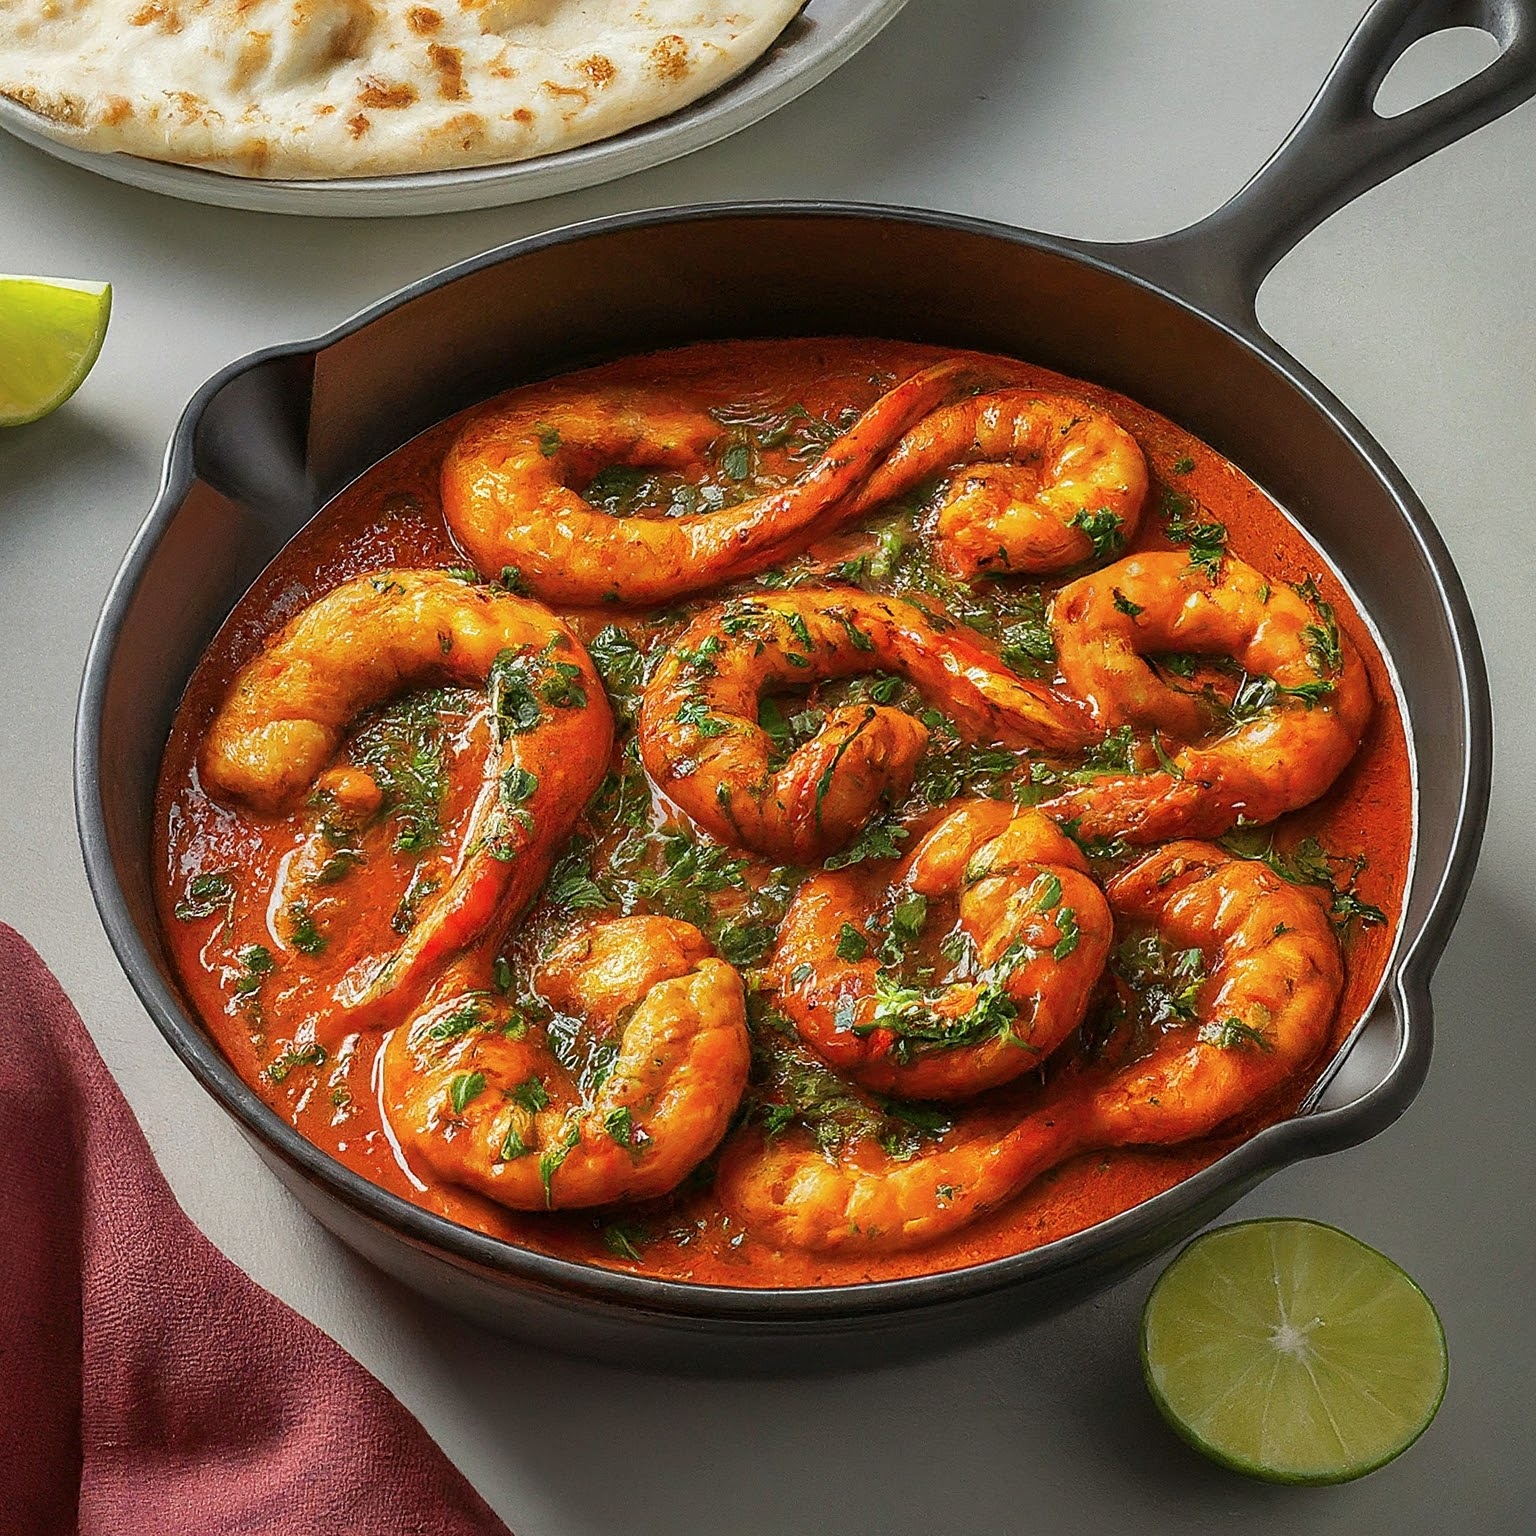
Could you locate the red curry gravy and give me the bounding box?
[155,338,1412,1288]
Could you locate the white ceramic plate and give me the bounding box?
[0,0,908,217]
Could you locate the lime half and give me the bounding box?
[0,274,112,426]
[1141,1218,1447,1485]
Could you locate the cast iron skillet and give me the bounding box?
[77,0,1526,1371]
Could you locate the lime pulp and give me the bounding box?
[0,274,112,427]
[1140,1217,1448,1484]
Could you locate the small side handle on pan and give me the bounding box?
[1099,0,1536,327]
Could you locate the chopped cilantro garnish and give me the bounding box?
[835,922,870,961]
[423,1001,485,1043]
[1293,575,1343,677]
[265,1040,326,1083]
[286,901,326,956]
[1198,1017,1274,1051]
[587,625,647,721]
[1163,490,1228,579]
[1069,506,1126,560]
[1052,906,1080,960]
[823,815,909,870]
[859,972,1024,1064]
[719,437,752,482]
[602,1223,649,1261]
[511,1075,550,1113]
[174,870,235,921]
[448,1071,487,1115]
[676,698,731,738]
[603,1106,637,1148]
[233,943,273,997]
[1218,827,1386,936]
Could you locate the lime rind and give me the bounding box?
[1140,1217,1448,1485]
[0,275,113,427]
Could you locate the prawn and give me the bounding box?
[441,361,993,607]
[1043,552,1372,842]
[717,841,1342,1252]
[380,917,749,1209]
[843,392,1149,578]
[770,803,1112,1099]
[199,569,613,1019]
[637,588,1094,864]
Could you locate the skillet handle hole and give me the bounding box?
[1374,25,1503,118]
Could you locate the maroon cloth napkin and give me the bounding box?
[0,923,512,1536]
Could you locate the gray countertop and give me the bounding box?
[2,2,1531,1530]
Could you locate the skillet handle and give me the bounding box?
[1101,0,1536,326]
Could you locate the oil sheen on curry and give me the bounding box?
[156,339,1411,1286]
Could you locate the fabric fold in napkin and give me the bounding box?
[0,923,511,1536]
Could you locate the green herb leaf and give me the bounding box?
[512,1075,550,1112]
[836,922,869,961]
[716,919,776,967]
[602,1223,648,1261]
[233,943,274,997]
[448,1070,487,1115]
[539,1122,581,1204]
[720,438,752,482]
[1293,575,1343,677]
[314,849,362,885]
[499,764,538,807]
[547,844,610,911]
[823,815,909,871]
[1217,828,1386,935]
[1227,673,1335,720]
[174,870,235,921]
[877,890,930,966]
[1163,490,1229,579]
[348,688,460,853]
[1052,905,1080,960]
[1197,1016,1274,1051]
[1068,506,1126,560]
[859,972,1023,1065]
[286,901,326,956]
[587,625,647,721]
[676,698,731,738]
[1151,733,1185,778]
[265,1040,326,1083]
[423,1001,485,1042]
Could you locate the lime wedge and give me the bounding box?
[0,274,112,427]
[1141,1218,1447,1484]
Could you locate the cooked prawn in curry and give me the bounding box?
[156,338,1410,1286]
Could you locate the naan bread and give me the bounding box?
[0,0,806,178]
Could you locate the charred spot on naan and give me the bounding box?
[427,42,467,102]
[358,77,420,111]
[649,34,691,85]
